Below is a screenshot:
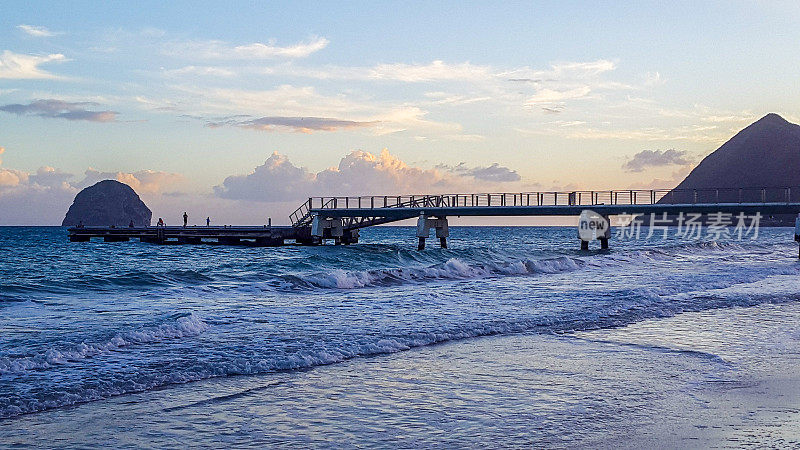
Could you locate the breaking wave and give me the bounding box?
[0,314,209,375]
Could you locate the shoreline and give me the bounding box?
[2,302,799,447]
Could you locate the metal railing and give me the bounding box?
[290,187,800,227]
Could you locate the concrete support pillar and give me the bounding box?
[578,210,611,251]
[311,215,344,244]
[342,229,359,245]
[416,214,449,250]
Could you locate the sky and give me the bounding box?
[1,0,799,225]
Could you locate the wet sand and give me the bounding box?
[3,302,799,448]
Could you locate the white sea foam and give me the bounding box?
[296,255,585,290]
[0,314,209,375]
[287,239,789,291]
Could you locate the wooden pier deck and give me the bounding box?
[67,225,314,246]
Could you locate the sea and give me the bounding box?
[1,226,799,448]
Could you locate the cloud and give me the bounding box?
[622,149,693,172]
[503,60,622,113]
[0,51,66,79]
[371,106,463,135]
[0,99,118,122]
[174,85,464,137]
[526,86,592,104]
[29,166,73,187]
[0,153,77,224]
[207,116,379,133]
[516,125,728,142]
[368,60,494,82]
[643,71,665,87]
[0,146,185,224]
[76,168,184,193]
[423,92,493,106]
[175,84,359,116]
[17,24,58,37]
[164,36,329,59]
[437,162,521,182]
[214,152,316,201]
[215,149,470,202]
[163,65,236,78]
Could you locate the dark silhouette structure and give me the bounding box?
[62,180,152,227]
[658,113,800,224]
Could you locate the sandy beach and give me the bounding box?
[4,301,798,448]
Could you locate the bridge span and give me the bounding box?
[69,187,800,251]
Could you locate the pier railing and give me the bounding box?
[290,187,800,227]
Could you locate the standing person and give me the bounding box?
[794,213,800,258]
[183,212,188,227]
[206,217,210,226]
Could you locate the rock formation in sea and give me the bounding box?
[671,113,800,193]
[62,180,152,227]
[657,113,800,225]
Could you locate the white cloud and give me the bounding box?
[525,86,592,104]
[173,86,466,138]
[503,59,617,82]
[516,124,726,142]
[0,151,77,224]
[29,166,73,187]
[163,65,236,78]
[17,24,58,37]
[643,71,665,87]
[371,106,463,135]
[0,51,66,79]
[207,115,378,133]
[177,84,358,116]
[214,149,492,202]
[76,168,184,194]
[368,60,494,82]
[163,36,329,59]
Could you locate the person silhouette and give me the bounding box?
[157,218,165,227]
[206,216,210,226]
[183,212,188,227]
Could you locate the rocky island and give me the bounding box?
[62,180,152,227]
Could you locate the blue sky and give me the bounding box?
[1,1,799,224]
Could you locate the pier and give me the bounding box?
[68,225,313,246]
[68,187,800,249]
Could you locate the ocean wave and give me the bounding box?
[272,238,786,291]
[2,280,799,419]
[279,255,583,290]
[0,314,209,375]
